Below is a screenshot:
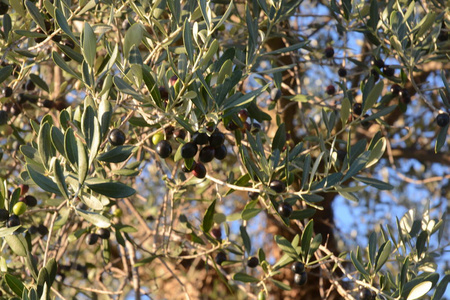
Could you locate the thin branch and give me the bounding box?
[205,174,261,193]
[126,241,140,300]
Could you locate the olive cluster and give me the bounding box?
[85,228,111,245]
[291,262,308,286]
[179,129,227,179]
[0,186,48,236]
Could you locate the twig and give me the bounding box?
[57,280,123,295]
[126,241,140,300]
[158,257,192,300]
[43,200,67,266]
[205,174,261,193]
[51,286,67,300]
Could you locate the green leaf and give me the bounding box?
[0,65,13,84]
[374,240,391,272]
[114,224,138,233]
[57,42,83,63]
[200,39,218,68]
[435,122,449,152]
[273,252,295,270]
[414,13,436,41]
[217,59,233,85]
[199,0,211,32]
[51,126,65,156]
[366,137,386,168]
[43,0,55,19]
[15,30,45,38]
[5,234,28,257]
[183,18,194,62]
[85,180,136,198]
[247,100,272,122]
[82,60,93,88]
[223,85,268,110]
[77,208,111,228]
[29,74,49,93]
[55,8,79,46]
[112,169,140,176]
[441,71,450,106]
[309,151,325,185]
[201,199,216,233]
[0,225,21,237]
[240,226,251,255]
[88,117,101,165]
[44,258,57,287]
[407,281,433,300]
[77,138,88,184]
[5,274,25,297]
[113,76,144,102]
[416,231,428,258]
[363,81,384,114]
[98,74,113,98]
[10,0,25,17]
[271,278,292,291]
[25,0,46,33]
[432,274,449,300]
[25,244,39,281]
[29,288,38,300]
[14,49,36,58]
[195,70,214,100]
[23,288,30,300]
[52,158,70,200]
[439,89,450,110]
[82,194,104,210]
[336,190,360,202]
[2,13,10,40]
[26,165,61,195]
[363,105,397,122]
[64,128,78,167]
[123,23,143,60]
[257,64,296,75]
[212,0,233,32]
[368,232,377,266]
[263,42,309,56]
[52,52,82,80]
[241,207,262,221]
[290,208,316,220]
[233,272,260,283]
[142,66,163,108]
[36,267,49,297]
[97,146,136,163]
[301,220,314,262]
[272,123,286,152]
[82,22,96,68]
[98,98,112,138]
[354,176,393,190]
[307,234,322,262]
[59,109,70,130]
[129,45,143,65]
[21,145,43,169]
[351,251,369,276]
[340,98,351,125]
[367,0,379,30]
[38,122,54,170]
[275,235,298,259]
[341,151,370,182]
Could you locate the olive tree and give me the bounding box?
[0,0,448,299]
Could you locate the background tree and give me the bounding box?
[0,0,448,299]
